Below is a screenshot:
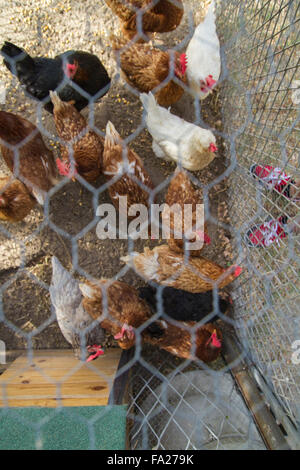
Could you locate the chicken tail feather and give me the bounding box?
[50,256,81,310]
[140,92,157,113]
[31,188,46,206]
[79,283,95,299]
[204,0,216,23]
[105,121,121,148]
[49,90,65,111]
[1,41,34,75]
[120,253,138,265]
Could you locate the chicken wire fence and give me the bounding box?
[0,0,298,451]
[217,0,300,434]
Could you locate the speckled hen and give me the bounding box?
[103,121,154,216]
[50,91,103,183]
[162,168,211,257]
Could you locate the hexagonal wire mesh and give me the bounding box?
[216,0,300,430]
[0,0,298,451]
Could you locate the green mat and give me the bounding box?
[0,405,127,450]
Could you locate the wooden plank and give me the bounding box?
[0,398,111,407]
[0,348,122,408]
[3,349,120,373]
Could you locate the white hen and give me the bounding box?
[140,92,217,171]
[185,0,221,99]
[50,256,105,361]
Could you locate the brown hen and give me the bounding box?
[122,244,242,293]
[81,278,222,362]
[0,111,58,205]
[80,279,152,350]
[112,37,187,107]
[105,0,184,41]
[143,320,222,363]
[163,169,211,256]
[0,176,36,222]
[50,91,103,183]
[103,121,154,218]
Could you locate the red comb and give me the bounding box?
[205,329,221,348]
[195,230,211,245]
[206,75,216,88]
[65,62,77,78]
[67,63,76,71]
[234,265,242,277]
[209,143,218,153]
[180,53,187,75]
[56,158,77,177]
[211,330,221,348]
[204,233,211,244]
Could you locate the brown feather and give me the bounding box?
[103,122,154,216]
[82,277,222,362]
[51,94,103,182]
[81,277,222,362]
[82,279,152,349]
[163,170,208,256]
[143,322,222,363]
[0,176,36,222]
[113,39,186,107]
[124,244,240,293]
[105,0,145,22]
[106,0,183,40]
[0,111,57,203]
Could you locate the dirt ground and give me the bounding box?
[0,0,233,354]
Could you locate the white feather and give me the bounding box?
[186,0,221,99]
[79,283,94,299]
[140,92,217,171]
[50,257,105,351]
[32,188,45,206]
